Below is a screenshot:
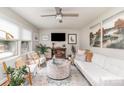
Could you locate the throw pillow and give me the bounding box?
[75,49,86,62]
[26,60,35,65]
[75,54,85,62]
[77,49,85,55]
[85,51,93,62]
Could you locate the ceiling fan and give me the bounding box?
[40,7,79,23]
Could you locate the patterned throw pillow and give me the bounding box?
[75,49,86,62]
[75,54,85,62]
[26,60,35,65]
[26,54,35,65]
[85,52,93,62]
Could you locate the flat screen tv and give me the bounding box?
[51,33,65,41]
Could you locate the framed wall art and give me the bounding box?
[89,23,101,47]
[68,34,77,44]
[42,34,49,41]
[102,14,124,49]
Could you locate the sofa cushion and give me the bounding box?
[77,49,85,55]
[74,59,124,85]
[92,53,106,68]
[104,57,124,77]
[74,60,102,85]
[100,75,124,86]
[28,64,38,75]
[28,59,36,65]
[75,54,85,62]
[75,49,85,62]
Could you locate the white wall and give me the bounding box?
[0,8,37,31]
[0,8,39,51]
[39,29,80,56]
[79,7,124,60]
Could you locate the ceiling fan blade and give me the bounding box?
[62,13,79,17]
[40,14,56,17]
[55,7,62,14]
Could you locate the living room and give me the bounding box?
[1,6,124,87]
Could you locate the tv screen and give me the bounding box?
[51,33,65,41]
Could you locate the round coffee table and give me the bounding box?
[47,59,71,79]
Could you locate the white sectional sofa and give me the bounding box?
[74,53,124,86]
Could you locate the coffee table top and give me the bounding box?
[47,58,71,79]
[47,58,70,66]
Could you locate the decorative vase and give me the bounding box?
[52,55,56,64]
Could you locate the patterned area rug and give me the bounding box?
[32,64,90,86]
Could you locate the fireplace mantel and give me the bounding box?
[52,47,66,58]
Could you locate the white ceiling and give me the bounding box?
[10,7,111,29]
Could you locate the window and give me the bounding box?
[0,18,19,39]
[0,18,19,59]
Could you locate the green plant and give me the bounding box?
[36,44,49,54]
[7,65,28,86]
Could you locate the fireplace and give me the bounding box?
[52,47,66,58]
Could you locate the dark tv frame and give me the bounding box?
[51,33,66,41]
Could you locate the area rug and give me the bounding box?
[32,65,90,86]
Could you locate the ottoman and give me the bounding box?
[47,59,71,79]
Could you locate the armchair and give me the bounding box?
[15,57,32,85]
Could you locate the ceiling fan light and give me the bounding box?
[56,14,62,20]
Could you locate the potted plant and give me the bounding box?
[36,44,50,56]
[7,65,28,86]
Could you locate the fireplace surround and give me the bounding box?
[52,47,66,58]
